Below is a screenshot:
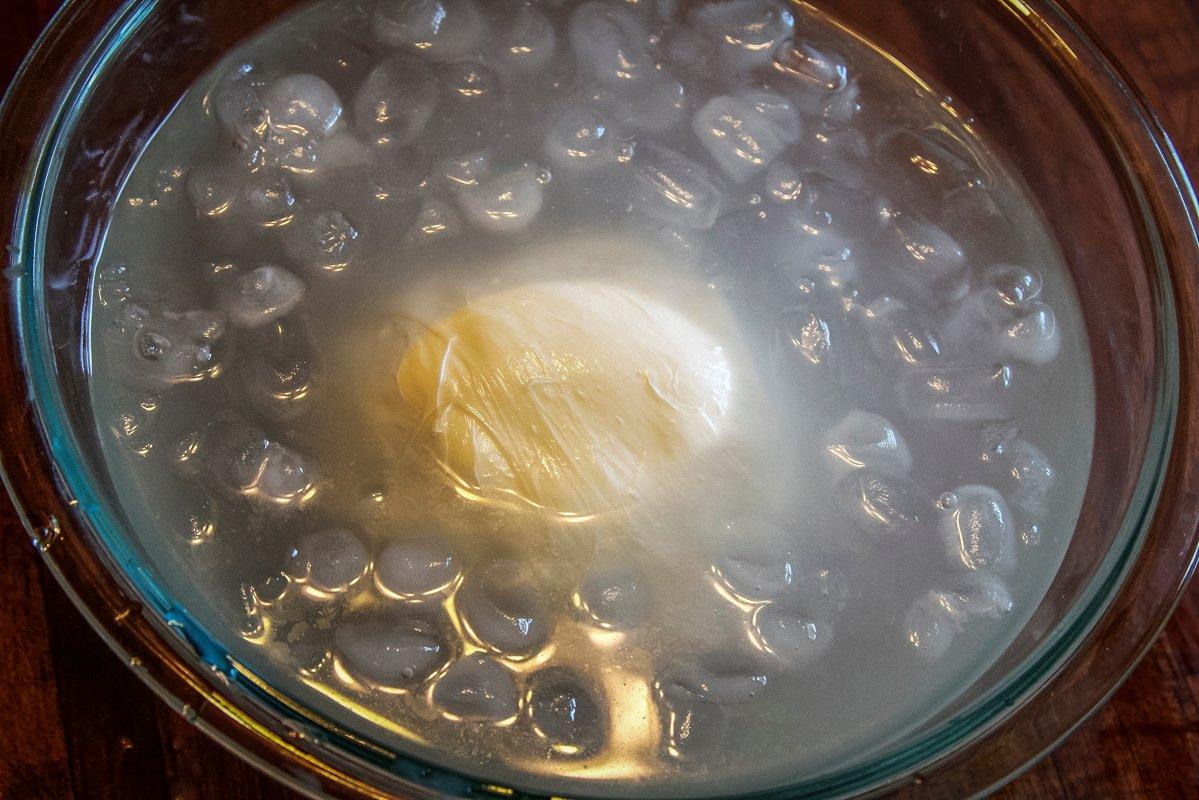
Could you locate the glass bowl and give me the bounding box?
[1,0,1197,798]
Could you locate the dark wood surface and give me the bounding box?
[1,1,1197,798]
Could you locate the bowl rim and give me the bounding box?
[1,1,1197,798]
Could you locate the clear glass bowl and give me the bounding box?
[1,1,1197,798]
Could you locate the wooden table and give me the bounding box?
[1,2,1197,798]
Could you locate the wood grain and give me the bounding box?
[0,1,1196,798]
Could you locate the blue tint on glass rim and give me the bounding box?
[2,0,1195,798]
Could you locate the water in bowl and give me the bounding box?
[87,0,1094,795]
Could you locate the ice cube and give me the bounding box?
[748,604,832,670]
[882,211,967,295]
[712,515,798,602]
[525,667,605,758]
[543,106,620,172]
[655,660,770,705]
[569,2,655,89]
[878,127,990,209]
[456,165,544,232]
[497,5,557,73]
[334,612,447,689]
[432,654,518,722]
[456,559,551,657]
[187,163,296,226]
[217,265,305,329]
[285,528,370,597]
[238,316,318,421]
[263,73,343,141]
[592,72,687,134]
[839,470,929,545]
[210,63,268,142]
[242,167,298,224]
[630,142,724,230]
[985,263,1043,310]
[821,410,912,483]
[404,197,463,245]
[780,309,831,366]
[689,0,795,71]
[351,56,438,147]
[792,565,849,622]
[211,428,317,509]
[125,308,226,387]
[692,93,798,182]
[573,566,650,629]
[1003,439,1055,515]
[949,573,1013,619]
[431,149,491,189]
[441,58,502,109]
[187,163,240,219]
[938,484,1015,573]
[898,364,1014,422]
[794,121,871,189]
[280,209,361,273]
[655,684,727,761]
[902,590,960,663]
[863,298,943,366]
[998,302,1061,365]
[789,171,893,236]
[108,397,158,458]
[374,537,460,599]
[772,39,848,92]
[372,0,486,62]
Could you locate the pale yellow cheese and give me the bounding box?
[397,282,734,517]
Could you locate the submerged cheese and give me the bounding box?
[397,282,734,517]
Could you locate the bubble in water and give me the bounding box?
[839,470,928,545]
[692,93,798,183]
[285,528,370,596]
[688,0,795,71]
[938,484,1015,573]
[375,537,459,599]
[821,410,912,483]
[780,310,830,366]
[525,667,605,758]
[1004,439,1055,515]
[898,364,1014,422]
[864,298,943,366]
[712,515,797,602]
[371,0,486,62]
[569,2,655,89]
[497,5,557,73]
[238,315,318,421]
[125,308,226,387]
[404,197,463,245]
[573,566,650,629]
[432,654,519,722]
[281,209,361,272]
[630,142,724,230]
[217,265,305,329]
[748,604,832,671]
[262,73,343,141]
[543,106,619,173]
[352,56,438,147]
[334,612,447,690]
[457,165,544,232]
[457,559,551,657]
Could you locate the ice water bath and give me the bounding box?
[87,0,1095,795]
